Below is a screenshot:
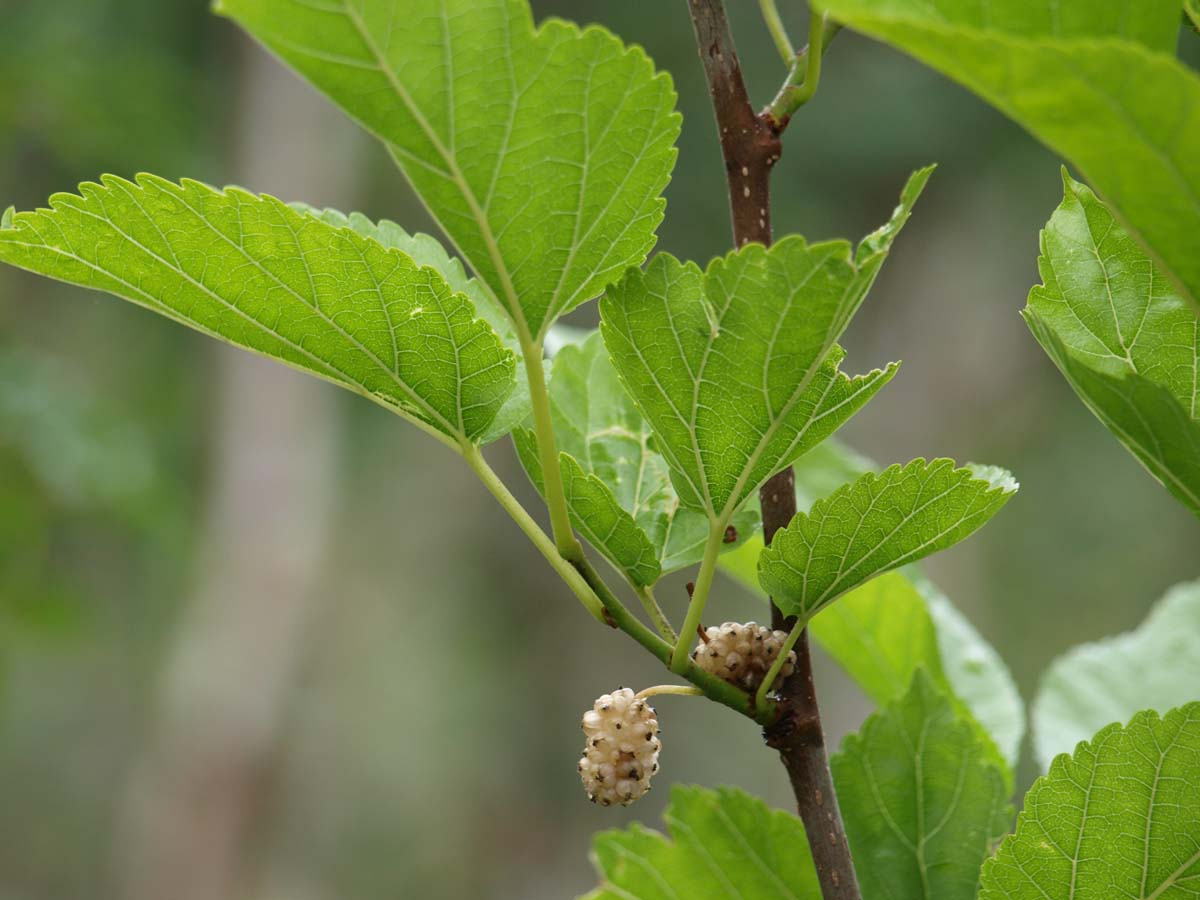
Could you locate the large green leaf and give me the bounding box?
[513,332,756,585]
[833,672,1011,900]
[0,175,516,447]
[815,0,1200,312]
[1025,173,1200,516]
[758,458,1016,621]
[1033,578,1200,771]
[297,205,530,443]
[719,444,1025,767]
[220,0,681,340]
[583,785,819,899]
[600,169,931,525]
[980,703,1200,900]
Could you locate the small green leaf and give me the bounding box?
[759,458,1016,621]
[221,0,681,339]
[980,704,1200,900]
[1025,173,1200,516]
[1033,578,1200,771]
[719,443,1025,767]
[833,672,1011,900]
[600,169,929,525]
[815,0,1200,312]
[296,204,529,443]
[583,785,819,899]
[514,332,756,585]
[515,430,661,586]
[0,175,516,447]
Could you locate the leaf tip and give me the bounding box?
[967,463,1019,495]
[0,206,14,230]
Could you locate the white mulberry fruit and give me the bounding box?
[691,621,796,692]
[578,688,660,806]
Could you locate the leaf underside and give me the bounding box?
[833,672,1011,900]
[1033,578,1200,771]
[295,204,530,443]
[816,0,1200,313]
[600,168,931,524]
[514,332,757,586]
[0,175,516,446]
[1025,173,1200,517]
[980,703,1200,900]
[220,0,682,340]
[758,458,1017,621]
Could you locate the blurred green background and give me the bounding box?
[1,2,1197,898]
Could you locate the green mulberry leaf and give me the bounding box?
[0,175,516,447]
[220,0,681,339]
[719,444,1025,768]
[815,0,1200,312]
[583,785,819,900]
[980,703,1200,900]
[296,204,529,443]
[599,168,931,526]
[514,332,756,586]
[832,672,1011,900]
[759,458,1016,621]
[1025,173,1200,516]
[1033,578,1200,771]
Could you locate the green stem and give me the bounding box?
[574,554,772,722]
[635,684,704,701]
[461,443,604,623]
[463,449,772,721]
[755,617,806,709]
[520,334,583,562]
[766,12,838,124]
[635,583,677,643]
[670,521,726,673]
[758,0,795,65]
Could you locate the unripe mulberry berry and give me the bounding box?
[578,688,660,806]
[691,621,796,692]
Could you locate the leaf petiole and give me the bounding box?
[766,11,839,124]
[461,443,605,623]
[758,0,795,65]
[520,333,585,563]
[635,684,704,701]
[670,521,727,673]
[635,583,678,643]
[756,617,806,709]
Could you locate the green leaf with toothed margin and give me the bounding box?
[0,175,516,446]
[1025,172,1200,517]
[295,204,530,443]
[832,672,1011,900]
[599,168,931,527]
[219,0,681,340]
[1032,578,1200,772]
[759,458,1016,622]
[815,0,1200,312]
[582,785,820,900]
[720,442,1026,769]
[513,332,757,586]
[980,703,1200,900]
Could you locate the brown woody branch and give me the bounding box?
[686,2,861,898]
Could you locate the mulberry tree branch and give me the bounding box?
[685,2,862,898]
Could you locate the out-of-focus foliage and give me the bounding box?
[1033,578,1200,770]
